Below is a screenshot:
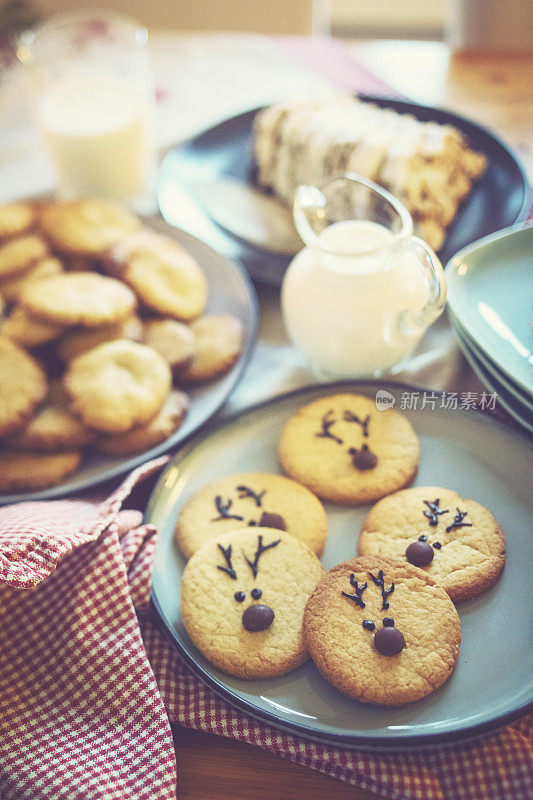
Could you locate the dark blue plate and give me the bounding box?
[158,97,530,286]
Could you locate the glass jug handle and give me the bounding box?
[397,236,447,336]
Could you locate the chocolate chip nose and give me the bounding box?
[373,625,405,656]
[258,511,286,530]
[406,540,434,567]
[348,445,378,470]
[242,603,275,632]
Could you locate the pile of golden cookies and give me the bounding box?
[0,200,243,492]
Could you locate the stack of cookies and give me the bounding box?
[0,200,243,492]
[175,393,506,706]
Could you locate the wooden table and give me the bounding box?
[171,38,533,800]
[348,40,533,180]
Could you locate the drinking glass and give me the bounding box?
[20,10,157,213]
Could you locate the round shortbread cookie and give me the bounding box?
[8,381,94,452]
[0,256,63,304]
[0,234,49,280]
[39,200,140,257]
[56,315,143,362]
[1,306,64,348]
[358,486,506,602]
[94,390,188,455]
[0,203,35,240]
[181,528,324,679]
[0,448,81,491]
[20,272,137,329]
[176,472,328,559]
[278,394,419,506]
[303,556,461,705]
[180,314,243,383]
[106,230,207,321]
[64,339,171,433]
[0,336,47,437]
[143,318,195,378]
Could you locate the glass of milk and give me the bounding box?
[20,11,156,213]
[281,174,447,378]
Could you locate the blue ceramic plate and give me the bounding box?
[158,99,530,286]
[450,311,533,414]
[147,381,533,750]
[451,316,533,434]
[446,222,533,399]
[0,219,258,506]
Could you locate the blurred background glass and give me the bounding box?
[19,10,157,213]
[1,0,532,47]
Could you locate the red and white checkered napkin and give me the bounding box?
[0,459,177,800]
[1,462,532,800]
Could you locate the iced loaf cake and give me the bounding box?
[253,96,487,251]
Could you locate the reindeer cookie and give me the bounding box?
[278,394,419,505]
[175,472,328,558]
[180,528,324,679]
[358,486,506,602]
[304,556,461,705]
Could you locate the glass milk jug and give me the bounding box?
[281,175,447,378]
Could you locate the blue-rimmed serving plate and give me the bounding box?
[147,381,533,751]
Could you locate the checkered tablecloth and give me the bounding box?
[0,458,532,800]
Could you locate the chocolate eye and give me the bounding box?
[247,520,257,526]
[234,591,246,602]
[418,535,428,542]
[251,587,262,600]
[362,620,375,631]
[383,617,395,627]
[433,541,442,549]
